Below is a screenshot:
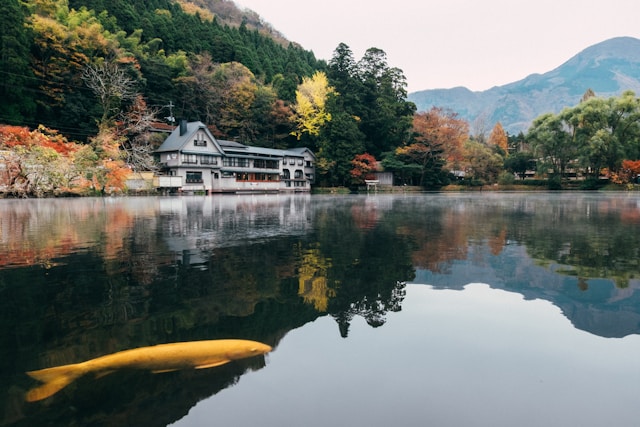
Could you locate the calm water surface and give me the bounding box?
[1,193,639,426]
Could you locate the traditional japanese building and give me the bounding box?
[155,121,315,194]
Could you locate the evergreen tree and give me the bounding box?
[0,0,36,124]
[356,48,415,157]
[316,95,366,186]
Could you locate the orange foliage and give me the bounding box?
[610,160,640,184]
[351,200,379,230]
[350,153,378,183]
[0,124,79,155]
[488,122,508,152]
[412,108,469,167]
[103,159,130,191]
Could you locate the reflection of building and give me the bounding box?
[155,121,315,194]
[159,194,313,266]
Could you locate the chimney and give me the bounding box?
[179,119,188,136]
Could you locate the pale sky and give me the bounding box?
[235,0,640,93]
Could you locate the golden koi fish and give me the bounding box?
[25,339,272,402]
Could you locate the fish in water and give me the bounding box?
[25,339,272,402]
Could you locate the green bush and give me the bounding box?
[498,171,516,185]
[548,176,563,190]
[579,177,607,190]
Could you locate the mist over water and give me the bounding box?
[1,193,639,426]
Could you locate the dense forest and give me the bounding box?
[0,0,321,141]
[1,0,640,197]
[0,0,422,194]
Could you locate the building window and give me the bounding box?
[297,159,304,165]
[254,159,279,169]
[194,139,207,147]
[223,157,248,167]
[186,171,203,183]
[282,169,290,179]
[182,154,197,164]
[294,169,303,179]
[200,155,217,165]
[306,160,313,167]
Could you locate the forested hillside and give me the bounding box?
[0,0,419,196]
[5,1,638,198]
[0,0,321,142]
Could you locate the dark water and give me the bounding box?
[1,193,639,426]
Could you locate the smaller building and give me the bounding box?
[155,121,315,194]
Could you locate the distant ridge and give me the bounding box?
[407,37,640,135]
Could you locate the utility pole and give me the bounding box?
[164,101,175,125]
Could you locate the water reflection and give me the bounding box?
[1,193,640,426]
[173,284,640,427]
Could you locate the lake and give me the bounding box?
[1,192,639,426]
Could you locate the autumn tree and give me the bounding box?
[616,159,640,184]
[264,99,295,148]
[488,122,508,153]
[415,108,468,165]
[350,153,378,185]
[209,62,261,141]
[0,125,88,196]
[174,52,218,125]
[86,128,129,194]
[391,109,469,189]
[291,71,335,140]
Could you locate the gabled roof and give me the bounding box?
[155,121,224,154]
[155,121,316,161]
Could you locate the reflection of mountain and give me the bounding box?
[411,242,640,338]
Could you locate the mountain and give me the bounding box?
[176,0,289,45]
[407,37,640,135]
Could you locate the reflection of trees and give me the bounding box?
[305,203,415,337]
[391,195,640,290]
[520,197,640,288]
[297,243,334,312]
[5,194,640,425]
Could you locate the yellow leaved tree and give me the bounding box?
[291,71,335,139]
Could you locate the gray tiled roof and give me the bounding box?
[156,121,314,159]
[156,121,206,152]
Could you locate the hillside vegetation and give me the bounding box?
[0,1,419,196]
[0,0,321,142]
[2,1,639,198]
